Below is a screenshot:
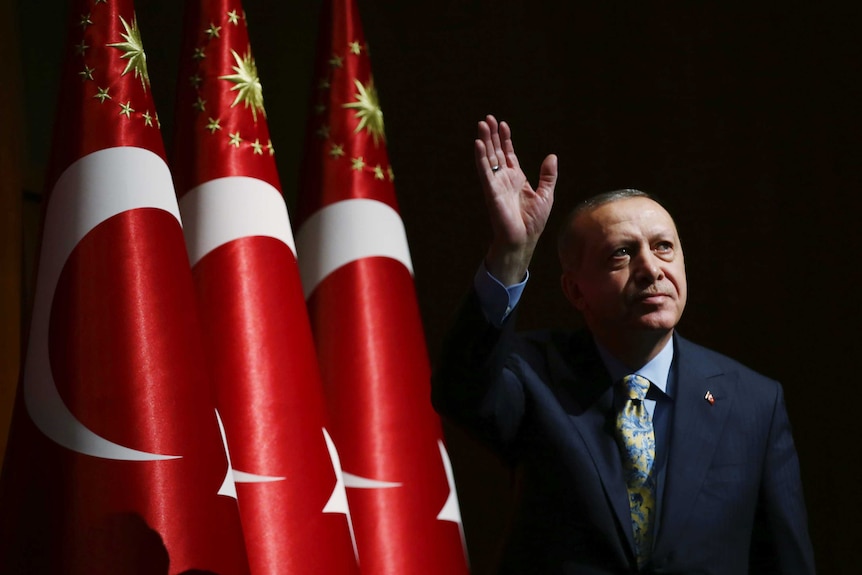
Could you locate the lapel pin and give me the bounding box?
[704,390,715,405]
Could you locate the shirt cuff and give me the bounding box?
[473,262,528,328]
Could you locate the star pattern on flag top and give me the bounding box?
[173,5,279,195]
[71,4,159,130]
[185,8,273,158]
[107,14,150,91]
[310,38,396,187]
[42,0,169,188]
[220,47,266,122]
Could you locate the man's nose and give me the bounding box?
[632,251,663,283]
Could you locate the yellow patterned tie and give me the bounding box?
[616,374,656,567]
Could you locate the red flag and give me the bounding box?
[172,2,360,574]
[0,0,24,466]
[296,1,470,572]
[0,1,250,573]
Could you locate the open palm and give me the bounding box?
[475,115,557,283]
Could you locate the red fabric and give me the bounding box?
[0,2,250,573]
[296,0,399,224]
[297,1,471,572]
[45,0,166,191]
[171,1,359,574]
[172,0,280,199]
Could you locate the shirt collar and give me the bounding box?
[595,335,674,396]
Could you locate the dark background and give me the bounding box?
[14,1,859,572]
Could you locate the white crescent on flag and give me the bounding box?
[295,198,414,298]
[179,176,296,265]
[23,146,182,461]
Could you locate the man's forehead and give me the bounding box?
[576,198,680,241]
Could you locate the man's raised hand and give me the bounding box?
[474,115,557,285]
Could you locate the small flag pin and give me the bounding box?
[704,391,715,405]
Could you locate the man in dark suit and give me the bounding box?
[431,115,815,573]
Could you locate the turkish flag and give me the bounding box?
[171,1,359,574]
[295,1,470,573]
[0,1,249,573]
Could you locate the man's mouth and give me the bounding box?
[634,292,670,304]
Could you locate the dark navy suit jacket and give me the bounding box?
[431,290,815,574]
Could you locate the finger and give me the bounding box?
[474,138,494,178]
[499,121,520,173]
[477,119,498,169]
[485,114,498,134]
[486,116,506,169]
[537,154,559,198]
[477,118,491,142]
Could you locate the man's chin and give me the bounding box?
[629,314,679,333]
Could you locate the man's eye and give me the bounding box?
[655,242,673,253]
[612,247,630,258]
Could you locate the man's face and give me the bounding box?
[561,197,687,341]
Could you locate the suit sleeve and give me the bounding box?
[749,383,816,574]
[431,289,527,458]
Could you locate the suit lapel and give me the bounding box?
[544,331,637,556]
[653,335,736,557]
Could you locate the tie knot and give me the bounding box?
[621,374,650,401]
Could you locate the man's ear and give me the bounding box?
[560,271,585,311]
